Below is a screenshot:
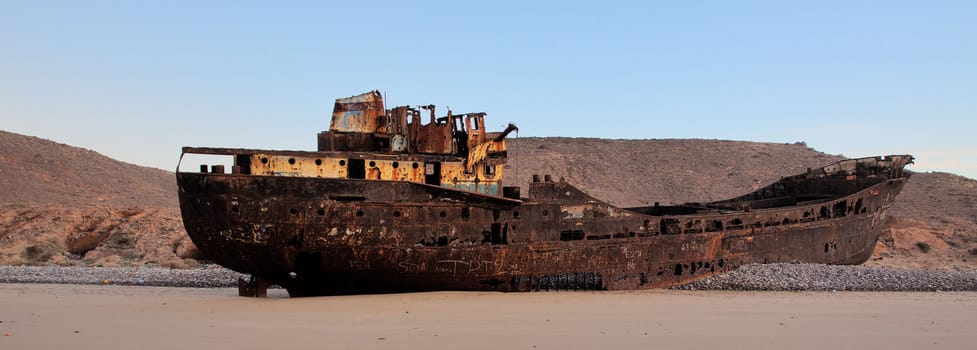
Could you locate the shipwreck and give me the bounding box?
[177,90,913,297]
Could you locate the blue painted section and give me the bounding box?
[335,111,366,131]
[442,183,499,196]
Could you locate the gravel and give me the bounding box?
[672,263,977,291]
[0,265,246,288]
[2,263,976,291]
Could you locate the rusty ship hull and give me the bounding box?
[178,152,910,296]
[177,90,912,296]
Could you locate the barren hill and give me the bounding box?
[0,130,176,208]
[0,130,194,268]
[506,137,843,207]
[877,172,977,270]
[1,130,975,270]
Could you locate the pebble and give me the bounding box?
[673,263,977,291]
[1,263,976,291]
[0,265,246,288]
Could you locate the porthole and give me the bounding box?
[289,208,298,215]
[392,162,399,169]
[393,210,401,217]
[542,210,549,216]
[439,211,447,218]
[316,209,325,216]
[315,159,322,166]
[288,158,296,165]
[260,157,269,164]
[339,160,347,166]
[513,211,520,218]
[412,162,419,169]
[356,210,364,217]
[369,161,376,167]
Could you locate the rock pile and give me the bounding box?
[0,265,245,288]
[674,263,977,291]
[3,263,977,291]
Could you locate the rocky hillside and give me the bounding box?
[1,130,975,270]
[506,137,844,207]
[0,130,176,208]
[0,130,196,268]
[875,172,977,270]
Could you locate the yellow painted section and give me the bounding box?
[365,159,426,182]
[441,162,504,195]
[245,154,503,196]
[248,154,427,182]
[250,154,346,178]
[466,140,507,172]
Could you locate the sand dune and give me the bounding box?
[1,284,975,350]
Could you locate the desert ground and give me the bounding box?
[1,284,976,350]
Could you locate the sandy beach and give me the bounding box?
[1,284,975,350]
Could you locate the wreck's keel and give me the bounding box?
[238,275,269,297]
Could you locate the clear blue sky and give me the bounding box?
[3,1,975,178]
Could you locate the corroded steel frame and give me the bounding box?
[178,152,911,296]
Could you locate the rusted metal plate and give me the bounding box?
[412,122,453,155]
[329,91,384,133]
